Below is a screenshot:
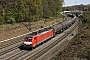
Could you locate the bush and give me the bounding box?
[7,16,16,24]
[83,12,90,23]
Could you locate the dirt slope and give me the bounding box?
[0,18,62,41]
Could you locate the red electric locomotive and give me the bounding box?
[24,28,54,48]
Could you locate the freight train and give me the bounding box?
[23,16,76,49]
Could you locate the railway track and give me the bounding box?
[4,50,28,60]
[0,18,79,60]
[0,37,24,56]
[0,37,23,48]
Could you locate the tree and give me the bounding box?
[0,0,63,25]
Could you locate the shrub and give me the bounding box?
[7,16,16,24]
[83,12,90,23]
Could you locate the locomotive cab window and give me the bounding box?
[25,37,32,40]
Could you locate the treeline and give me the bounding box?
[78,12,90,25]
[83,12,90,23]
[62,4,90,11]
[0,0,63,25]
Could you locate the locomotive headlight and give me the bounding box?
[24,42,32,45]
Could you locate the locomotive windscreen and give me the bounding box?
[25,37,32,40]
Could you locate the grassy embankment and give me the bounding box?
[0,16,63,41]
[52,13,90,60]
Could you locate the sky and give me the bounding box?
[63,0,90,6]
